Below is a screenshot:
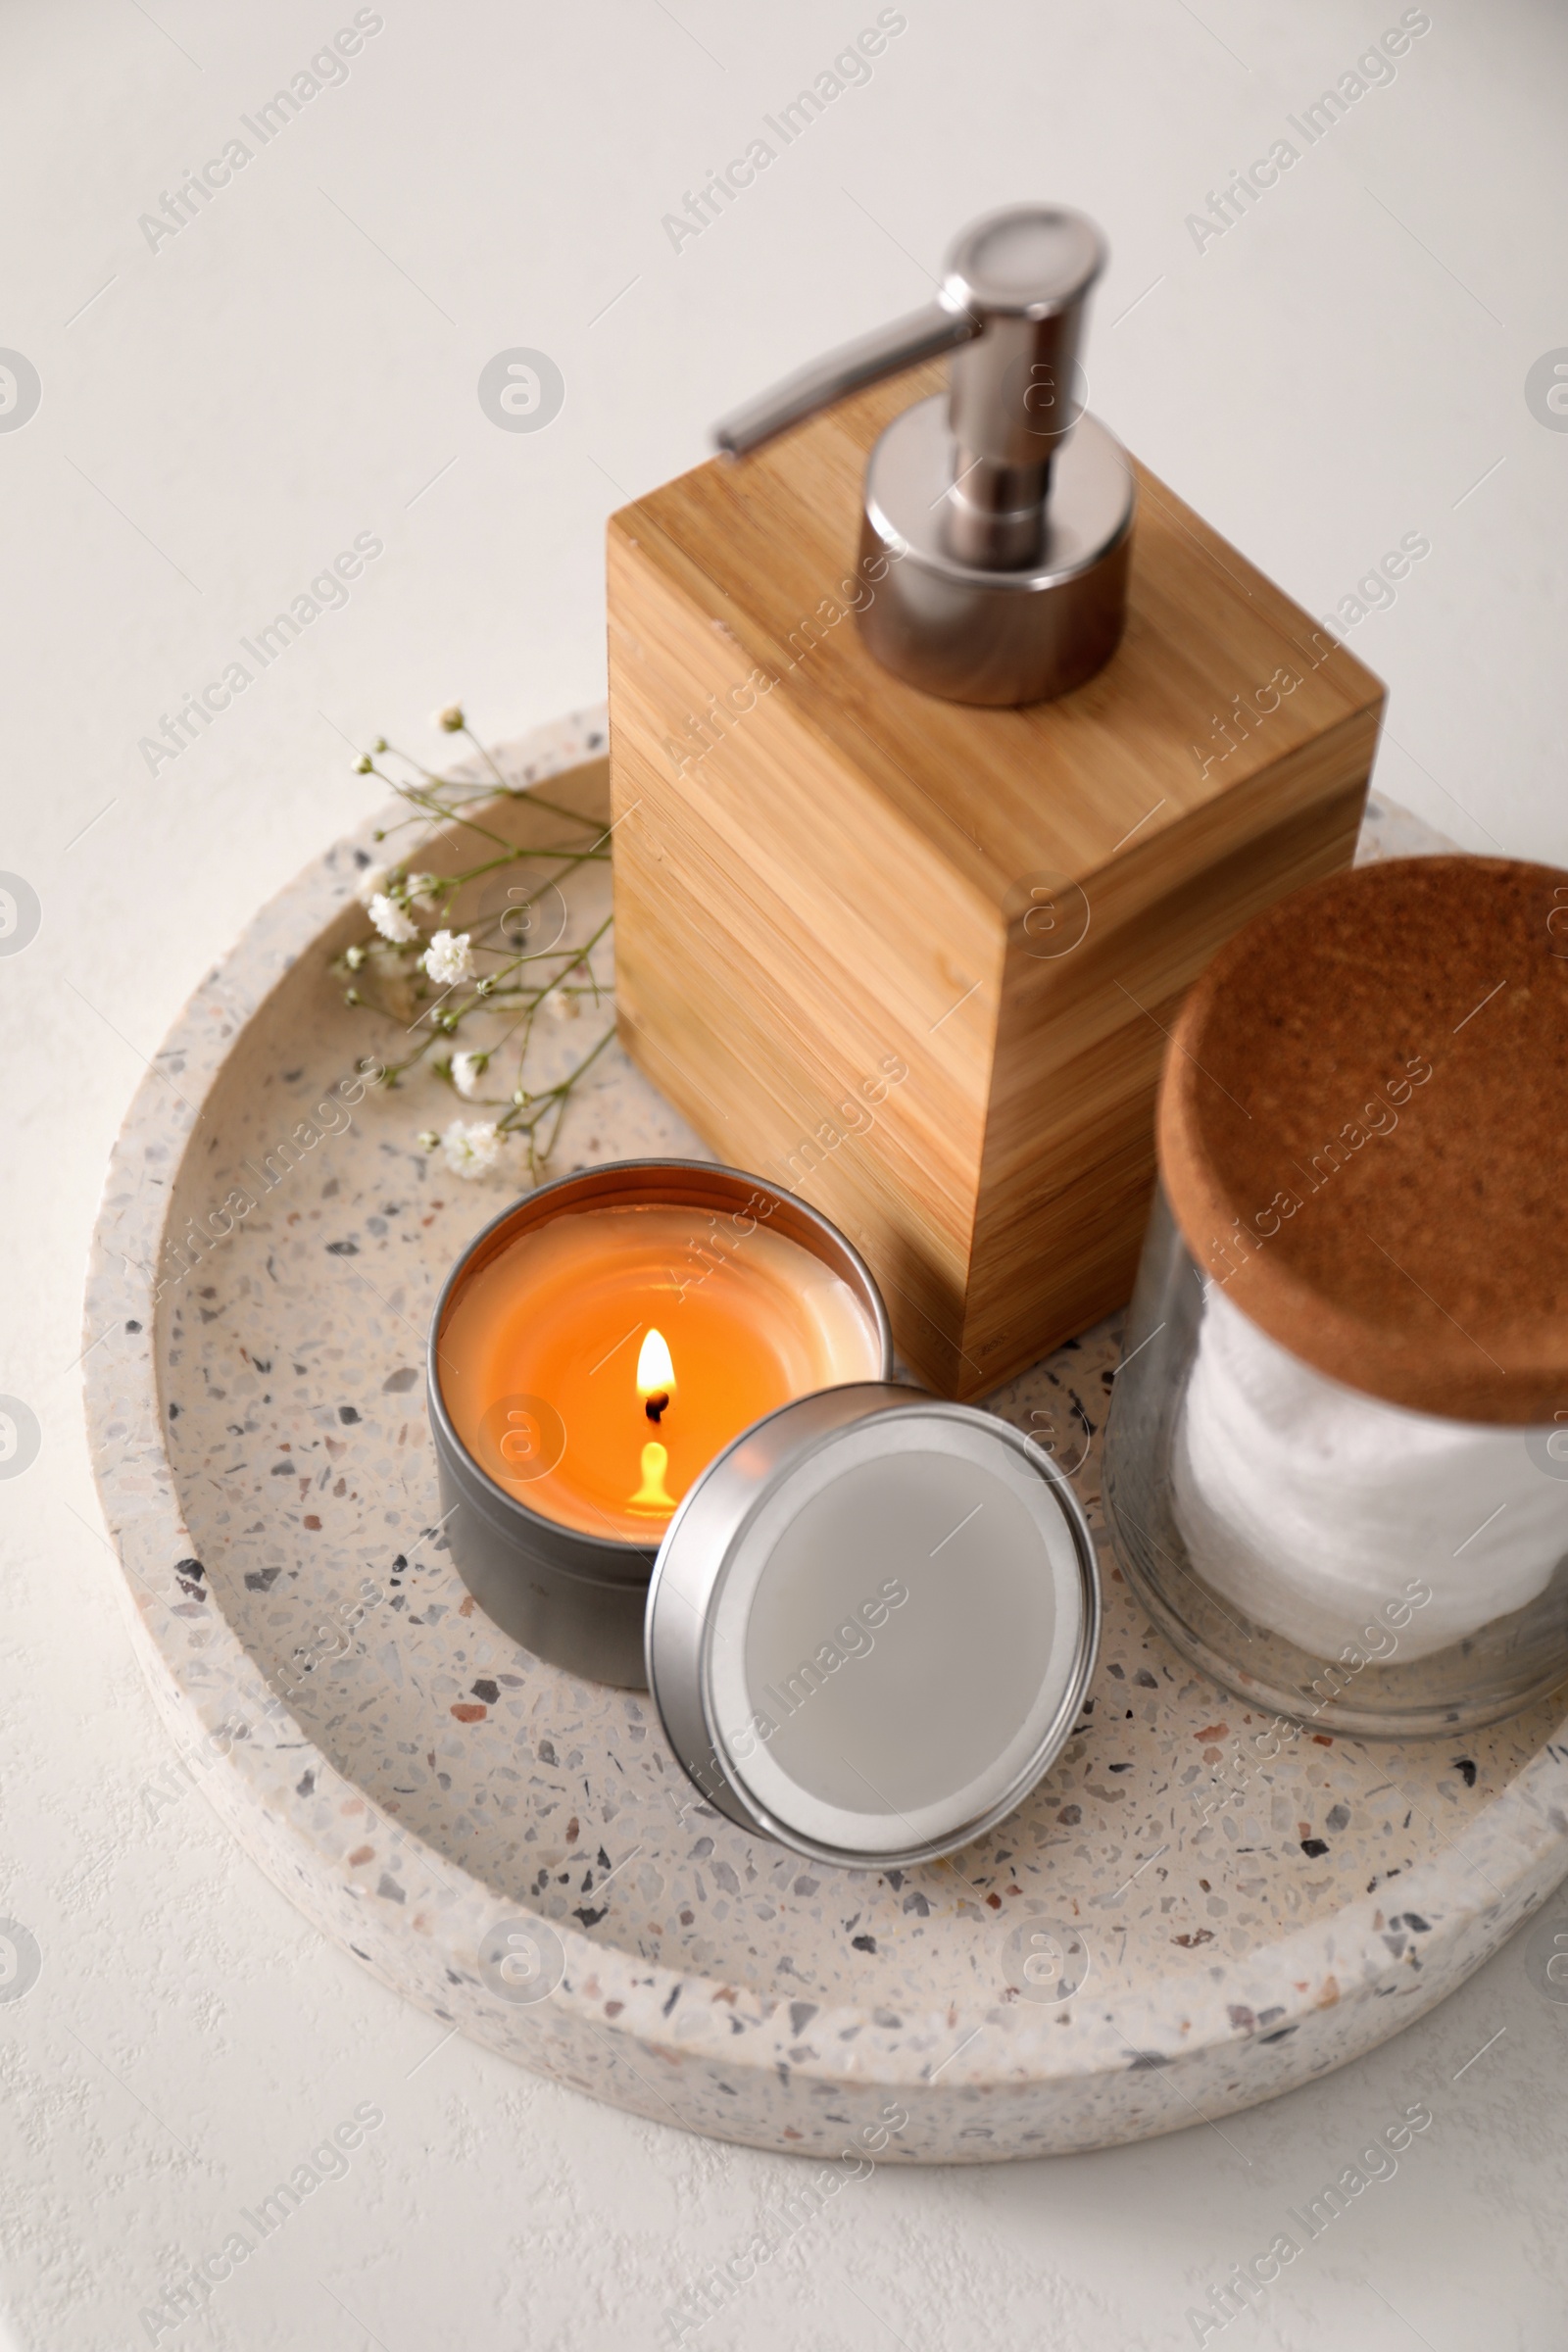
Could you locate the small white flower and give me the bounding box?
[422,929,474,986]
[356,861,394,906]
[407,871,441,912]
[442,1117,502,1177]
[451,1050,487,1099]
[544,986,580,1021]
[368,893,418,944]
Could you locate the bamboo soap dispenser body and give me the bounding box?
[606,205,1385,1400]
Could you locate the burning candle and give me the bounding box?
[439,1202,882,1542]
[428,1162,894,1685]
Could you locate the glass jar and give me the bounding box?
[1105,1185,1568,1737]
[1103,851,1568,1740]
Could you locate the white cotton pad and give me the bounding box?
[1172,1285,1568,1663]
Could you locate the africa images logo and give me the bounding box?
[477,350,565,433]
[1525,349,1568,432]
[0,352,41,432]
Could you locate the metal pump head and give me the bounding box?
[713,204,1133,707]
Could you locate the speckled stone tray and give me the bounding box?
[83,710,1568,2162]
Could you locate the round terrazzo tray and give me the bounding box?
[83,710,1568,2163]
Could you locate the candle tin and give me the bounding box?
[427,1160,894,1689]
[1104,857,1568,1739]
[646,1384,1101,1866]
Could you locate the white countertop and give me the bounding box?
[3,2,1565,2346]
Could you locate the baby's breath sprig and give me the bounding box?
[332,707,615,1186]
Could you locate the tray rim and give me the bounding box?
[80,705,1568,2155]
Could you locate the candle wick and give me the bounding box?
[644,1393,669,1424]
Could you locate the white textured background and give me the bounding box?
[3,1,1567,2346]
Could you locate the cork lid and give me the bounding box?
[1158,857,1568,1425]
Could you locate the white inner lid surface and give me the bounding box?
[704,1409,1087,1856]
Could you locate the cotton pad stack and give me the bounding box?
[1172,1281,1566,1662]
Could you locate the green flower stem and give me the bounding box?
[381,740,606,841]
[499,1021,616,1180]
[474,910,612,1004]
[462,723,513,797]
[498,1021,615,1128]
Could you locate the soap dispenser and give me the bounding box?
[605,203,1385,1400]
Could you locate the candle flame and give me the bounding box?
[636,1327,674,1396]
[630,1440,676,1513]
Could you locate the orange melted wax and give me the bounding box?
[439,1203,881,1544]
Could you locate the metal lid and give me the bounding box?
[646,1384,1100,1867]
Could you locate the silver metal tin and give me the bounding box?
[646,1384,1101,1866]
[426,1160,893,1690]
